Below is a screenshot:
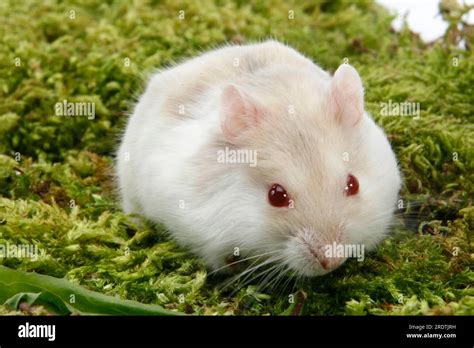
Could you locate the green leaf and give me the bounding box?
[5,291,72,315]
[0,266,178,316]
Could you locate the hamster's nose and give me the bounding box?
[318,254,346,271]
[304,241,347,271]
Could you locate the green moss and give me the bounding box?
[0,0,472,315]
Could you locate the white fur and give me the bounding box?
[116,40,401,277]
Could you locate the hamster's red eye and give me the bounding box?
[345,174,359,196]
[268,184,290,207]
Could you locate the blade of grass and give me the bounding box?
[0,266,179,315]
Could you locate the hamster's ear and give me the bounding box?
[329,64,364,127]
[220,84,262,143]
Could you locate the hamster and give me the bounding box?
[116,40,401,277]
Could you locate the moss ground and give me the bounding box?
[0,0,472,315]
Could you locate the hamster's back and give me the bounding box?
[147,40,326,120]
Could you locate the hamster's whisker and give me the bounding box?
[220,254,287,293]
[208,249,283,275]
[227,261,285,297]
[256,261,286,289]
[257,263,290,294]
[233,254,285,285]
[218,255,277,291]
[236,263,281,290]
[272,267,297,300]
[220,263,274,295]
[238,255,289,288]
[292,272,303,292]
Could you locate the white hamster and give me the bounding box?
[116,40,401,277]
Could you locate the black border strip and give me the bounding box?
[0,315,471,346]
